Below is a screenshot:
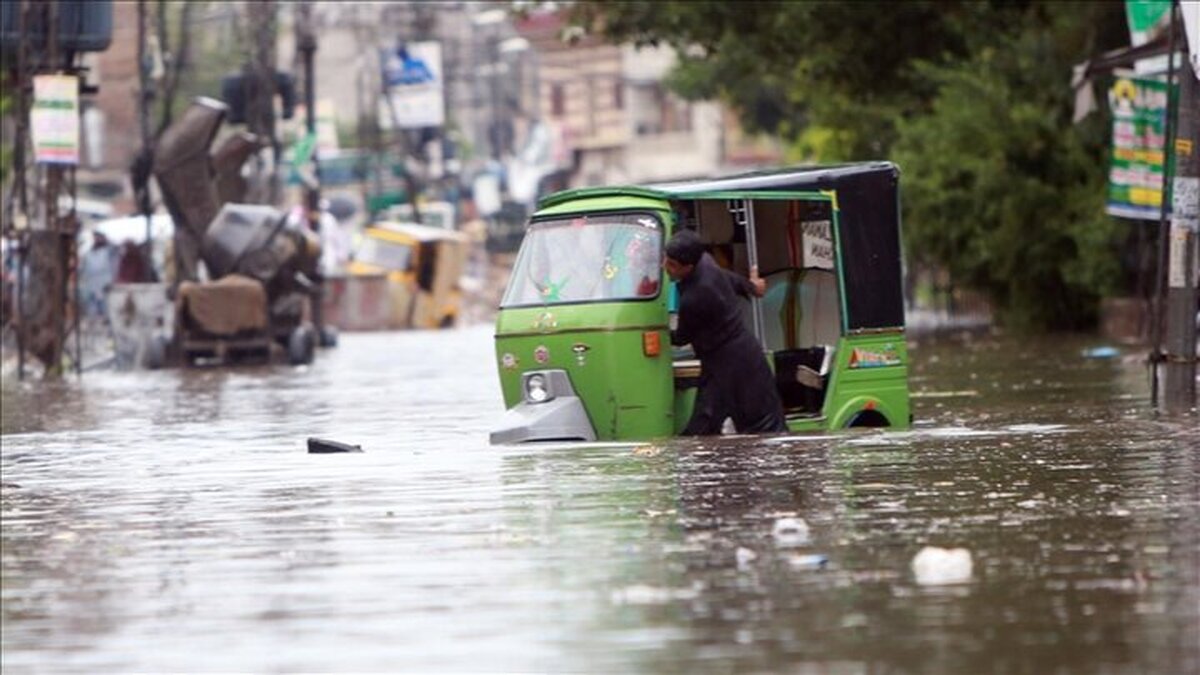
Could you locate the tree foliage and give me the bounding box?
[569,0,1131,330]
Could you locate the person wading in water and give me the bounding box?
[663,229,787,435]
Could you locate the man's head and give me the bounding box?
[664,229,703,281]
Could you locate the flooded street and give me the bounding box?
[2,325,1197,673]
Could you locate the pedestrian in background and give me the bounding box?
[79,231,119,320]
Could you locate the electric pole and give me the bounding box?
[245,0,279,205]
[16,0,84,378]
[1162,51,1198,414]
[295,1,328,344]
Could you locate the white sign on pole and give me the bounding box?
[31,74,80,165]
[1167,226,1194,288]
[382,41,444,129]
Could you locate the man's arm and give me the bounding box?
[722,265,766,298]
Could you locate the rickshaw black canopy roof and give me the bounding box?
[646,162,905,332]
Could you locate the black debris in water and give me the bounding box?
[307,437,363,454]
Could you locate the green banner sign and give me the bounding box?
[1124,0,1172,45]
[1107,76,1170,220]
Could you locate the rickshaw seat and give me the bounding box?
[774,345,832,412]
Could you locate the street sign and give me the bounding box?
[381,41,444,129]
[1106,76,1170,220]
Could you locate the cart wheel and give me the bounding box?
[319,325,339,348]
[143,334,170,370]
[287,326,316,365]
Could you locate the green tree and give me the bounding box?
[894,5,1126,329]
[569,0,1130,330]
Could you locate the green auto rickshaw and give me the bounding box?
[491,162,910,443]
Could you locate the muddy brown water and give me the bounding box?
[2,325,1197,673]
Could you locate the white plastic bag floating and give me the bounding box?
[771,517,811,548]
[912,546,973,585]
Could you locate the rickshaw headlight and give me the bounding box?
[525,374,551,403]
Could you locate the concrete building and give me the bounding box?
[74,0,140,215]
[77,2,782,220]
[277,2,782,193]
[513,7,782,189]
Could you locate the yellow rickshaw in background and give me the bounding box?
[347,221,469,329]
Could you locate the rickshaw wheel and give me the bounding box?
[846,410,890,428]
[287,326,317,365]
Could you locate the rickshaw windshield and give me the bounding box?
[355,235,413,271]
[501,213,663,307]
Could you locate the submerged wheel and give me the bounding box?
[319,325,339,348]
[846,410,890,428]
[287,326,316,365]
[143,334,170,370]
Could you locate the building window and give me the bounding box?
[631,82,691,136]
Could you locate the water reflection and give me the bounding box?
[1,327,1197,672]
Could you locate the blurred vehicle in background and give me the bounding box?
[346,221,468,330]
[378,200,457,230]
[175,203,324,367]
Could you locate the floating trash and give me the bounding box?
[771,517,811,547]
[787,553,829,570]
[1081,346,1119,359]
[912,546,973,585]
[307,437,363,454]
[610,584,699,605]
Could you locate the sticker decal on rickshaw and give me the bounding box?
[538,277,566,301]
[847,344,902,369]
[533,312,558,331]
[572,343,590,366]
[501,353,519,370]
[534,345,550,364]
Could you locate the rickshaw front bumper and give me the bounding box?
[490,370,597,444]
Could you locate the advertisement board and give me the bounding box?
[31,74,80,165]
[1106,76,1169,220]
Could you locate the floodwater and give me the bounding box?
[1,325,1197,673]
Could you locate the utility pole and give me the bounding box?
[24,0,82,378]
[295,1,327,344]
[134,0,155,275]
[1162,51,1198,414]
[297,2,319,224]
[245,0,279,205]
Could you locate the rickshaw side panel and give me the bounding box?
[822,333,910,429]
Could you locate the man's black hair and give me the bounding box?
[665,229,704,266]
